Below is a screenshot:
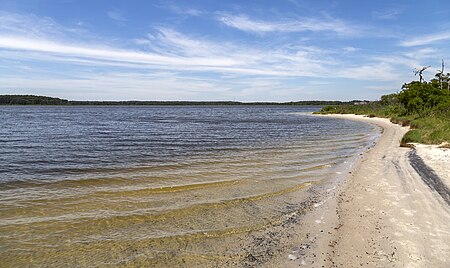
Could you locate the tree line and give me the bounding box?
[0,95,69,105]
[383,64,450,118]
[0,95,364,106]
[318,61,450,144]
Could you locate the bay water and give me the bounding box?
[0,106,379,267]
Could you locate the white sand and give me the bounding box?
[414,143,450,190]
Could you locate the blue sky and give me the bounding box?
[0,0,449,101]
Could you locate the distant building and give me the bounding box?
[353,101,369,105]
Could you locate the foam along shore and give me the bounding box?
[274,114,450,267]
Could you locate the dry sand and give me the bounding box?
[273,114,450,267]
[414,143,450,190]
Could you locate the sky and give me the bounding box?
[0,0,449,101]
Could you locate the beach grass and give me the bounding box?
[315,78,450,145]
[401,117,450,144]
[315,104,450,145]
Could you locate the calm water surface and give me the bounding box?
[0,106,379,267]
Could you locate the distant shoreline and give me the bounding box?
[0,95,366,106]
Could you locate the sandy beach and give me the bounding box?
[414,143,450,191]
[273,114,450,267]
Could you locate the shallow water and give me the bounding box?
[0,106,378,266]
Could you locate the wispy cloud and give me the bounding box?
[0,35,240,68]
[0,72,229,100]
[162,2,203,16]
[400,31,450,47]
[365,84,400,92]
[143,28,225,57]
[372,8,403,20]
[0,10,422,101]
[0,10,337,79]
[0,27,401,82]
[107,10,127,24]
[0,12,91,41]
[342,46,360,52]
[217,13,361,36]
[0,12,69,37]
[336,63,399,81]
[373,48,438,71]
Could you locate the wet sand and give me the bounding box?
[270,114,450,267]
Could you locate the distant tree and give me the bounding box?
[380,93,399,106]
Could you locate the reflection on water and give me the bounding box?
[0,106,378,267]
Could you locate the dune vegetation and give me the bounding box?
[316,74,450,145]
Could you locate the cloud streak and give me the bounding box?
[0,35,240,67]
[0,30,407,83]
[107,10,127,23]
[0,23,335,78]
[217,13,361,36]
[162,3,203,16]
[0,11,406,82]
[1,9,435,101]
[372,8,403,20]
[400,31,450,47]
[0,73,226,101]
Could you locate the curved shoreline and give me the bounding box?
[271,114,450,267]
[327,114,450,267]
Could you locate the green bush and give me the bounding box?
[318,77,450,145]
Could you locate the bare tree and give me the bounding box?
[414,65,431,83]
[436,59,445,89]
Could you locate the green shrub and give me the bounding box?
[318,77,450,145]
